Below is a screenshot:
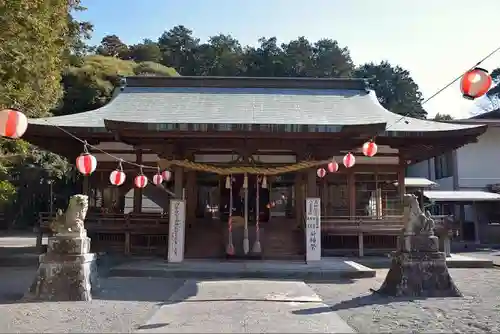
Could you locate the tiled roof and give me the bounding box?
[28,76,485,134]
[424,190,500,202]
[394,177,438,188]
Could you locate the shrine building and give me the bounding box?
[24,76,486,259]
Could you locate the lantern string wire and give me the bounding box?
[379,45,500,136]
[40,118,159,170]
[38,44,500,171]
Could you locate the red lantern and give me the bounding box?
[327,161,339,173]
[460,67,492,100]
[362,141,378,157]
[76,153,97,175]
[343,153,355,168]
[109,169,126,186]
[134,174,148,188]
[0,109,28,139]
[161,170,172,182]
[152,173,163,185]
[317,168,326,178]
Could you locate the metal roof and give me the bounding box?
[423,190,500,202]
[28,76,485,134]
[394,177,438,188]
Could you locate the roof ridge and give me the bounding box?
[124,76,370,91]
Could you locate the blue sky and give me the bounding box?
[77,0,500,119]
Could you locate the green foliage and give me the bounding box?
[0,181,15,208]
[433,113,453,121]
[0,2,431,228]
[0,0,79,227]
[96,35,129,58]
[134,61,180,76]
[56,55,178,116]
[354,62,427,118]
[128,39,162,63]
[0,0,70,117]
[484,67,500,111]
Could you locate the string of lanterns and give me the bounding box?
[75,142,174,189]
[314,64,495,179]
[315,140,376,178]
[0,47,495,189]
[67,61,498,185]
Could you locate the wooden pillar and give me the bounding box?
[322,176,329,217]
[133,150,143,213]
[348,171,355,219]
[295,173,304,227]
[186,171,197,224]
[398,161,406,202]
[347,171,362,256]
[83,176,89,195]
[306,168,317,198]
[459,204,465,241]
[174,166,184,198]
[473,202,480,244]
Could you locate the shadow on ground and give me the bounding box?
[0,265,193,305]
[292,292,435,316]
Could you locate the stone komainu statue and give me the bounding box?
[403,193,435,235]
[49,194,89,235]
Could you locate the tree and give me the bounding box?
[0,0,77,227]
[0,0,71,118]
[354,61,427,118]
[433,113,453,121]
[195,34,244,76]
[242,37,287,77]
[96,35,129,58]
[312,39,354,77]
[157,25,200,75]
[66,0,94,63]
[128,39,162,63]
[56,55,178,116]
[483,67,500,112]
[281,37,315,77]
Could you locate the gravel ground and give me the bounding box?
[308,268,500,333]
[0,267,185,333]
[3,265,500,333]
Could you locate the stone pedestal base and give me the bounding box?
[375,235,461,297]
[48,235,91,254]
[24,239,99,301]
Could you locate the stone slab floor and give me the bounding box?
[1,266,500,333]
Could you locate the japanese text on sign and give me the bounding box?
[306,198,321,262]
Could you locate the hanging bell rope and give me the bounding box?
[226,174,235,256]
[252,176,262,254]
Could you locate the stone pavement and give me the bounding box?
[136,280,355,333]
[109,258,375,280]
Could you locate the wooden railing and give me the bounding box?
[38,212,169,232]
[321,216,404,235]
[321,214,448,235]
[37,211,170,256]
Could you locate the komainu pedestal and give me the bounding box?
[375,194,461,297]
[25,195,99,301]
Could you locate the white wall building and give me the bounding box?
[407,110,500,244]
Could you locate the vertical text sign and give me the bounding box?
[305,197,321,262]
[168,199,186,263]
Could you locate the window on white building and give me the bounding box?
[435,152,453,179]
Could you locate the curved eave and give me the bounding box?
[25,122,107,136]
[383,123,487,138]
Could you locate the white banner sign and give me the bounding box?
[168,200,186,263]
[306,197,321,263]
